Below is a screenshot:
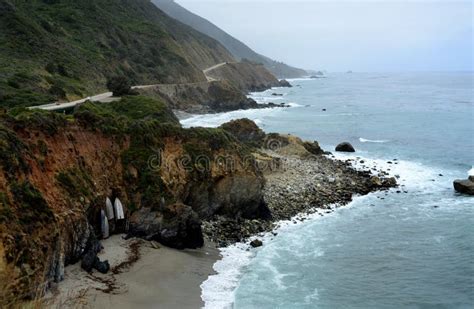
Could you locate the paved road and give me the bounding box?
[30,63,229,111]
[29,84,165,111]
[202,62,228,74]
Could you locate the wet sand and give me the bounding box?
[51,235,220,309]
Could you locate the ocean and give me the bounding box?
[185,72,474,309]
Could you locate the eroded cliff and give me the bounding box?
[0,97,268,304]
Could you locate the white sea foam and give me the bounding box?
[200,242,254,309]
[200,198,370,309]
[468,166,474,176]
[180,108,276,128]
[200,150,454,308]
[179,103,303,128]
[359,137,389,143]
[286,77,314,82]
[332,152,450,192]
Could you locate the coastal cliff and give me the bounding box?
[0,99,398,305]
[138,80,285,114]
[0,97,269,304]
[0,1,400,306]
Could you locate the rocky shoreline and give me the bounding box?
[46,127,398,307]
[202,128,397,247]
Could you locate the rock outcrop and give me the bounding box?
[202,127,398,246]
[139,81,286,114]
[220,118,266,147]
[128,203,203,250]
[453,176,474,195]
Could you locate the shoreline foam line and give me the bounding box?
[200,150,455,308]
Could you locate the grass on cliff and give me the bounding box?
[74,96,179,134]
[0,123,31,178]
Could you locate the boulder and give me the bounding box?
[453,178,474,195]
[128,203,204,250]
[369,176,397,189]
[80,233,109,274]
[160,203,204,249]
[335,142,355,152]
[93,258,110,274]
[250,239,263,248]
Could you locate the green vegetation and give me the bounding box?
[0,191,13,223]
[106,76,133,97]
[10,181,53,226]
[0,124,30,178]
[56,168,94,199]
[110,96,179,123]
[74,96,179,135]
[6,108,68,136]
[0,0,232,109]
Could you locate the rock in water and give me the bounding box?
[335,142,355,152]
[250,239,263,248]
[453,178,474,195]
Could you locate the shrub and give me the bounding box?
[106,76,133,97]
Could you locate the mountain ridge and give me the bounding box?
[152,0,307,79]
[0,0,235,108]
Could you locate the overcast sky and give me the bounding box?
[176,0,473,72]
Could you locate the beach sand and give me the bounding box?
[50,235,220,309]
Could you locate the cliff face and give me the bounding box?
[152,0,307,78]
[0,97,267,304]
[0,0,235,108]
[139,81,264,113]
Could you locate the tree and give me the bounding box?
[106,76,132,97]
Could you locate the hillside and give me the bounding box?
[152,0,307,79]
[205,61,290,92]
[0,0,235,108]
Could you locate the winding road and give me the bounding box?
[30,63,230,111]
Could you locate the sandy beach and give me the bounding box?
[50,235,220,309]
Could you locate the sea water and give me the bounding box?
[190,72,474,308]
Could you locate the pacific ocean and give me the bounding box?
[189,72,474,309]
